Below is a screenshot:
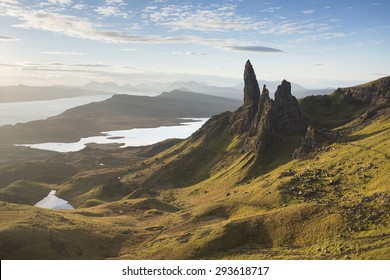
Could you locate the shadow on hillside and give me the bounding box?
[340,127,390,142]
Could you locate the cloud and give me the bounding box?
[313,63,324,66]
[225,46,283,53]
[121,48,137,52]
[169,51,207,56]
[294,32,349,43]
[1,0,20,4]
[47,0,72,5]
[1,0,352,54]
[39,51,87,55]
[1,5,233,47]
[72,63,110,67]
[106,0,124,4]
[95,6,129,18]
[142,4,260,32]
[94,0,129,19]
[261,7,281,13]
[0,35,20,41]
[73,4,85,10]
[302,10,314,14]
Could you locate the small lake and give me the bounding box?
[0,95,112,126]
[17,118,208,153]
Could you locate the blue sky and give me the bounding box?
[0,0,389,88]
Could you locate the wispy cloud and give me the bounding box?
[39,51,87,55]
[142,4,260,32]
[168,51,207,55]
[72,63,110,67]
[95,6,129,18]
[121,48,137,52]
[294,32,349,43]
[95,0,130,19]
[73,3,85,10]
[0,35,20,41]
[47,0,73,5]
[0,4,238,49]
[224,46,283,53]
[302,10,315,14]
[313,63,324,66]
[261,7,281,13]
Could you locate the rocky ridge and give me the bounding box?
[203,60,307,155]
[334,76,390,105]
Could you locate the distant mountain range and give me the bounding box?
[82,80,335,100]
[0,85,111,103]
[0,80,335,103]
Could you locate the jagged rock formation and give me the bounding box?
[230,60,261,133]
[292,126,324,159]
[219,60,307,155]
[237,63,307,154]
[243,60,261,106]
[273,80,307,136]
[334,76,390,105]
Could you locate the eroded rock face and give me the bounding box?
[292,126,323,159]
[230,60,262,133]
[243,85,273,153]
[243,60,260,106]
[273,80,307,136]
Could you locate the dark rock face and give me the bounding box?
[273,80,307,136]
[292,126,323,159]
[243,85,273,153]
[243,60,260,106]
[230,60,261,133]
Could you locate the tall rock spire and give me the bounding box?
[243,60,260,106]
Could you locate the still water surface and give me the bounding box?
[17,118,208,153]
[0,95,112,126]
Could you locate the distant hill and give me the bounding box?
[300,88,336,97]
[60,89,241,118]
[0,90,242,144]
[82,80,242,98]
[0,85,111,103]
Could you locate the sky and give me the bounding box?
[0,0,389,89]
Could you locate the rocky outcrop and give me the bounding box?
[243,85,273,153]
[273,80,307,136]
[230,60,262,133]
[334,76,390,105]
[243,60,260,106]
[292,126,324,159]
[240,72,307,154]
[190,60,308,156]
